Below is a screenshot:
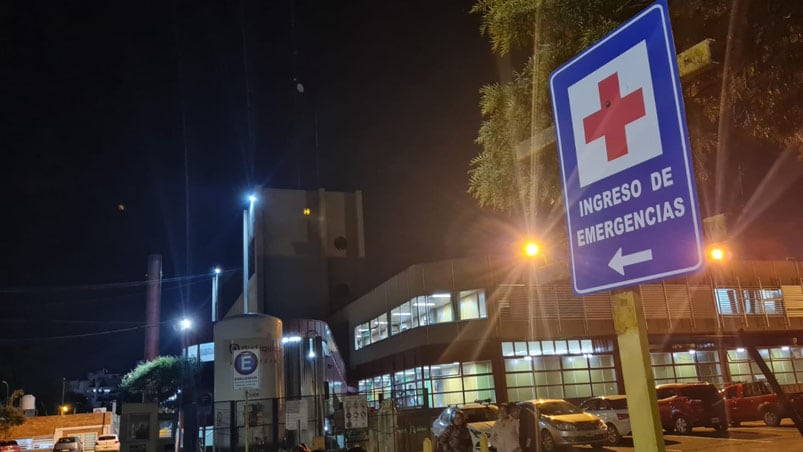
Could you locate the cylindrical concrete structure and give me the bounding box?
[214,314,284,452]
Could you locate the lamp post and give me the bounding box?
[1,380,8,407]
[212,267,222,322]
[176,318,194,452]
[243,194,257,314]
[522,240,543,452]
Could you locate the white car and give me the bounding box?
[579,395,630,445]
[432,403,498,450]
[517,399,607,451]
[94,435,120,452]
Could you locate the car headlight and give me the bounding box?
[553,422,576,431]
[598,420,607,429]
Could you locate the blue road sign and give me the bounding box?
[234,350,258,375]
[549,0,703,295]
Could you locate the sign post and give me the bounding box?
[549,1,704,451]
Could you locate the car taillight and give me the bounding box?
[617,413,629,420]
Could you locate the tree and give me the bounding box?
[468,0,648,228]
[0,390,27,439]
[468,0,803,222]
[120,356,198,404]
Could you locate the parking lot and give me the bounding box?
[554,420,803,451]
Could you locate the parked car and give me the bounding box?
[95,435,120,452]
[0,440,21,452]
[431,402,499,450]
[53,436,84,452]
[656,382,728,434]
[722,380,803,426]
[518,399,607,451]
[579,395,630,445]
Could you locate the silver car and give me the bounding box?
[518,399,607,451]
[579,395,631,445]
[53,437,83,452]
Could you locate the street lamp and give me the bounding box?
[521,239,543,451]
[708,245,727,261]
[212,267,222,322]
[243,192,258,314]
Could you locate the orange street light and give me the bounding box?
[707,244,730,262]
[524,242,540,257]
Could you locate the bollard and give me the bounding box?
[422,437,433,452]
[479,433,489,452]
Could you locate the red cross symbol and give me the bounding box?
[582,72,646,161]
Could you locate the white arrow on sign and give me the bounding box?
[608,247,653,275]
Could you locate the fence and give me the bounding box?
[207,394,444,452]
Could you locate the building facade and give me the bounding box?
[328,256,803,408]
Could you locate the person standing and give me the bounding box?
[438,409,473,452]
[491,404,521,452]
[516,403,537,452]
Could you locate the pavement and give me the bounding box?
[558,420,803,451]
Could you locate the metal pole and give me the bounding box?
[612,289,665,451]
[212,270,220,322]
[244,391,250,452]
[243,209,249,314]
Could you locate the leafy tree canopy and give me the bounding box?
[468,0,803,222]
[120,356,198,404]
[0,390,27,439]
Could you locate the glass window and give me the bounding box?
[568,340,582,354]
[355,322,370,350]
[715,288,739,315]
[459,289,486,320]
[562,356,589,369]
[463,361,492,374]
[502,342,515,357]
[506,373,534,387]
[412,296,431,326]
[528,341,542,356]
[427,294,453,324]
[426,360,495,407]
[390,302,413,336]
[505,358,533,372]
[554,340,568,355]
[371,314,389,342]
[514,342,528,356]
[508,387,535,402]
[532,356,561,370]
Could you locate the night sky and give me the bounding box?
[2,0,802,410]
[1,0,507,408]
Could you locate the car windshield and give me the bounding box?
[57,439,75,444]
[537,401,582,415]
[679,385,718,401]
[98,436,116,441]
[608,398,628,410]
[462,406,498,423]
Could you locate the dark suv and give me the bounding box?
[656,382,728,434]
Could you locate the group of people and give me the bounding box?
[436,403,538,452]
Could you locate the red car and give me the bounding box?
[722,381,803,426]
[0,440,21,452]
[656,383,728,434]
